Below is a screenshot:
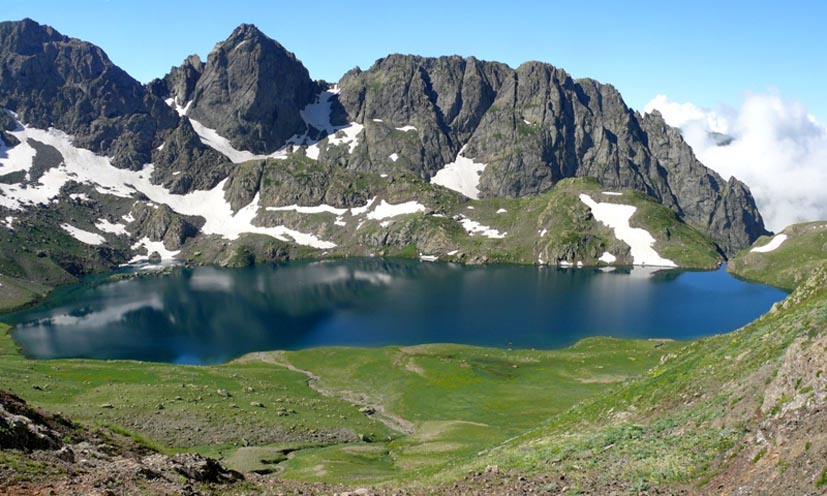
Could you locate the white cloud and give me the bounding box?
[645,93,827,232]
[644,95,731,134]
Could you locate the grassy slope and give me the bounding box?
[0,321,681,484]
[728,221,827,290]
[2,220,819,490]
[0,325,394,458]
[275,339,682,483]
[410,178,721,268]
[425,228,827,492]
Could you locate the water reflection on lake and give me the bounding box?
[3,260,787,365]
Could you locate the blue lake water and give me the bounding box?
[2,259,787,365]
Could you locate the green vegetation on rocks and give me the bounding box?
[728,221,827,290]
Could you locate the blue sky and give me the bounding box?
[4,0,827,120]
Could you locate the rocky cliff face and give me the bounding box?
[639,111,766,252]
[332,56,767,254]
[334,55,511,176]
[0,19,767,264]
[0,18,232,185]
[152,24,318,154]
[0,19,177,170]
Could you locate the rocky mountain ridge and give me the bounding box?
[152,37,767,255]
[0,19,769,306]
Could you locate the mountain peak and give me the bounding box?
[0,18,66,48]
[231,23,265,39]
[183,23,316,154]
[221,22,285,52]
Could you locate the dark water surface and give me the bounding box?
[2,260,787,365]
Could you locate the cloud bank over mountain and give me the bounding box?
[646,93,827,232]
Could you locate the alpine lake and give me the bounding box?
[2,258,787,365]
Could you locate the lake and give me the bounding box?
[3,259,787,365]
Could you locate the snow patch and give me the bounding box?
[165,98,192,117]
[539,228,548,238]
[751,234,788,253]
[291,88,364,157]
[188,118,286,164]
[460,217,506,239]
[304,144,321,160]
[602,191,623,196]
[431,146,487,199]
[0,119,336,250]
[367,200,426,220]
[496,208,507,214]
[350,197,377,216]
[325,123,364,154]
[395,125,417,132]
[297,88,339,133]
[207,193,336,248]
[266,204,348,216]
[3,216,14,230]
[129,237,180,263]
[389,153,399,162]
[579,194,676,267]
[0,133,37,178]
[419,255,438,262]
[599,252,617,264]
[447,249,459,256]
[61,223,105,245]
[95,218,128,236]
[0,124,138,211]
[163,98,286,164]
[69,193,92,202]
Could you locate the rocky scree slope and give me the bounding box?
[0,389,247,495]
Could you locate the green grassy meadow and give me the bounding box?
[0,321,683,485]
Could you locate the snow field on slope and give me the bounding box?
[579,194,676,267]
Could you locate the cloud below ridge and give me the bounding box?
[645,93,827,232]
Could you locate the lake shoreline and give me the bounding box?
[3,259,786,365]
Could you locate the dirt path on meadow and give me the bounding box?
[243,352,416,435]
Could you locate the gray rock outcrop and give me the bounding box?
[0,19,177,170]
[164,24,318,154]
[0,18,230,190]
[0,20,768,256]
[332,56,768,254]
